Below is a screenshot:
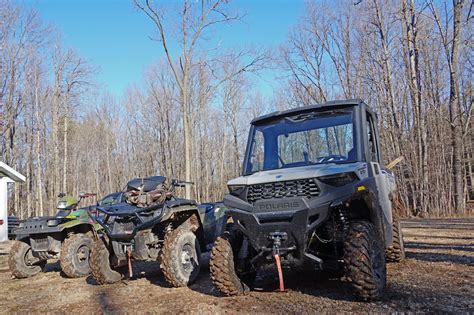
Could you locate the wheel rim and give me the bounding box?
[76,244,90,267]
[180,243,195,274]
[23,247,37,269]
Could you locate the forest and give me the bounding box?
[1,0,472,219]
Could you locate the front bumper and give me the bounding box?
[13,217,66,254]
[224,183,356,259]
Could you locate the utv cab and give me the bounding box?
[210,99,404,300]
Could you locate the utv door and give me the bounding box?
[364,110,394,246]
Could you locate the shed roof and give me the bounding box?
[0,161,25,182]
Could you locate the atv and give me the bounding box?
[9,192,120,279]
[209,99,405,301]
[90,176,227,287]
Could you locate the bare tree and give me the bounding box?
[134,0,264,198]
[430,0,467,212]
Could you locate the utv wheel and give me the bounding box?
[90,239,122,284]
[209,234,250,296]
[160,229,201,287]
[343,220,386,301]
[60,233,93,278]
[386,220,405,263]
[8,240,46,279]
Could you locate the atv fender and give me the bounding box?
[160,205,207,251]
[62,223,96,238]
[160,204,200,222]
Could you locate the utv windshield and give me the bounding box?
[244,111,356,175]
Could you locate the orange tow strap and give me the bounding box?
[274,254,285,292]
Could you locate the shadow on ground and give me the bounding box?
[406,251,473,266]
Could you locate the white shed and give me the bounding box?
[0,161,25,241]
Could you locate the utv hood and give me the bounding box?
[228,162,369,186]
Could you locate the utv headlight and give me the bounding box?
[318,172,358,187]
[228,185,246,198]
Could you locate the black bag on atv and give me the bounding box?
[124,176,174,207]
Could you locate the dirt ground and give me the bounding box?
[1,218,473,314]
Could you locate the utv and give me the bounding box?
[209,99,405,301]
[90,176,227,287]
[9,192,105,279]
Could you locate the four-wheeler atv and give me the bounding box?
[210,99,405,301]
[9,192,114,279]
[90,176,227,287]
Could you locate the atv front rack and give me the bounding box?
[92,203,165,240]
[92,198,198,241]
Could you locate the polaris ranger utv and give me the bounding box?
[210,99,404,301]
[9,193,102,279]
[90,176,227,287]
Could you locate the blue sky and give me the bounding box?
[26,0,305,98]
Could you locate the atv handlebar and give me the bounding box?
[78,192,97,198]
[171,179,194,187]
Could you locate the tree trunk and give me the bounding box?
[62,104,68,193]
[182,81,192,199]
[34,71,44,217]
[450,0,465,212]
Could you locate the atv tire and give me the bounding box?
[386,220,405,263]
[210,234,250,296]
[160,229,201,287]
[90,239,122,284]
[8,240,46,279]
[60,233,93,278]
[343,220,386,301]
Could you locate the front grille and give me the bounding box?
[247,178,320,204]
[112,220,135,233]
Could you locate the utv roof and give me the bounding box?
[251,98,366,125]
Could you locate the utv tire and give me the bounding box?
[160,229,201,287]
[343,221,386,301]
[60,233,93,278]
[90,239,122,284]
[8,240,46,279]
[386,220,405,263]
[210,235,249,296]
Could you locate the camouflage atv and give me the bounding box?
[90,176,227,287]
[8,193,114,279]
